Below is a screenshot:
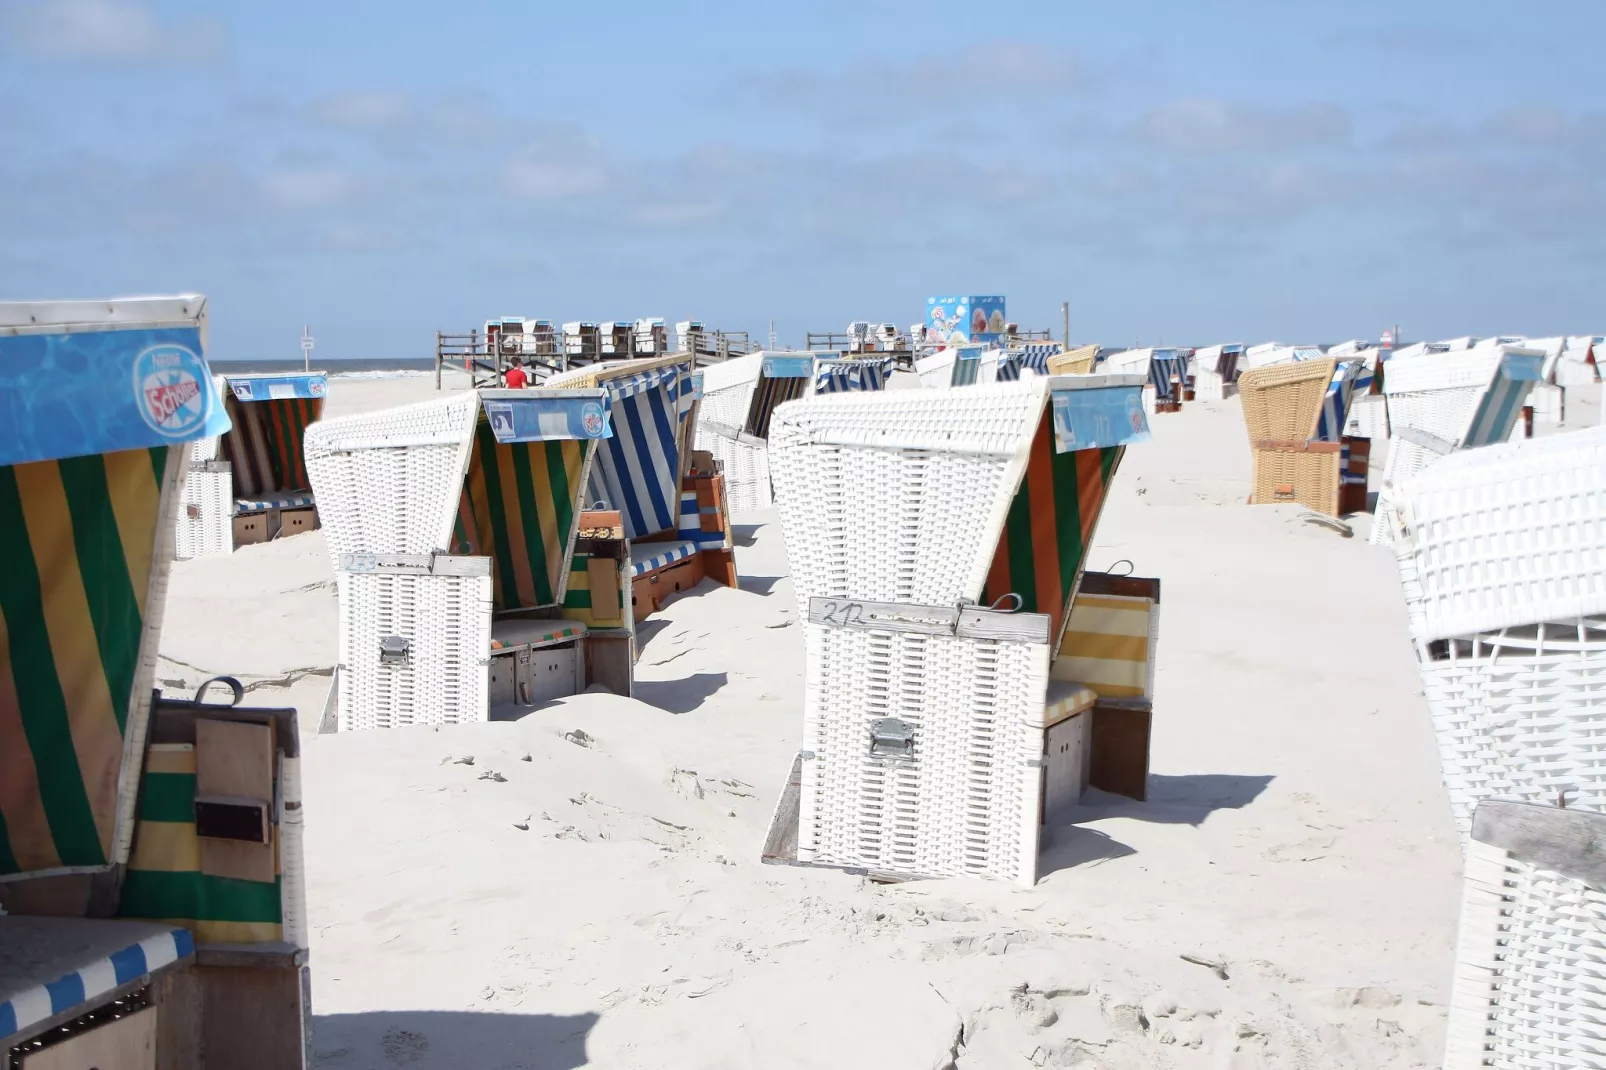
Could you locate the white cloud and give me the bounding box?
[1,0,225,61]
[261,167,354,209]
[1130,98,1351,155]
[501,154,607,200]
[310,90,410,130]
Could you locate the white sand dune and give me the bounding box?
[157,373,1606,1068]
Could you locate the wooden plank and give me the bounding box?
[1471,800,1606,886]
[198,964,308,1070]
[195,720,276,885]
[1078,572,1161,605]
[1089,703,1151,802]
[587,557,620,618]
[19,1005,157,1070]
[760,755,803,865]
[152,965,202,1070]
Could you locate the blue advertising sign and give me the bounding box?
[762,355,816,379]
[227,372,328,402]
[1050,386,1152,453]
[926,295,1007,345]
[0,326,231,468]
[481,392,612,443]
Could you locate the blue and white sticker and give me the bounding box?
[581,402,606,437]
[133,344,213,439]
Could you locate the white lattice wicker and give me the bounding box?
[1372,349,1542,547]
[174,463,233,559]
[768,380,1050,611]
[1391,428,1606,838]
[797,621,1048,886]
[305,392,479,562]
[336,569,492,731]
[694,353,772,513]
[1446,836,1606,1069]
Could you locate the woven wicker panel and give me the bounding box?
[1392,427,1606,640]
[336,570,491,730]
[694,430,772,514]
[796,622,1046,885]
[175,467,232,559]
[1384,349,1505,396]
[1416,618,1606,838]
[1046,345,1098,376]
[1249,448,1341,514]
[1446,840,1606,1069]
[768,382,1047,610]
[1239,359,1336,444]
[544,352,689,391]
[306,392,478,563]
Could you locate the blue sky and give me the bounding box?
[1,0,1602,358]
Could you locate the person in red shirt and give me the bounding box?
[503,356,528,389]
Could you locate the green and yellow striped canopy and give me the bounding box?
[451,419,590,611]
[0,445,172,877]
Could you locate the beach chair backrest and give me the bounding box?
[950,346,984,386]
[1239,358,1338,445]
[545,355,698,540]
[1047,344,1099,376]
[1312,360,1368,442]
[747,353,815,438]
[814,355,893,395]
[1461,348,1543,447]
[217,373,328,499]
[1148,348,1186,401]
[0,297,225,882]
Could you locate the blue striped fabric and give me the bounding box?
[630,539,697,578]
[1340,443,1367,485]
[950,348,983,386]
[997,343,1061,381]
[1151,352,1187,401]
[814,356,893,394]
[1314,361,1367,442]
[590,362,696,539]
[678,492,728,550]
[0,925,193,1040]
[1463,352,1543,446]
[236,491,315,514]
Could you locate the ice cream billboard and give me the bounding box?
[927,295,1006,345]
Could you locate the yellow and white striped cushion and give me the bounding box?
[1052,592,1156,700]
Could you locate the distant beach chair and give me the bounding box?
[1385,426,1606,836]
[1443,800,1606,1070]
[177,371,328,558]
[1239,357,1371,518]
[544,354,738,620]
[1370,346,1544,546]
[813,354,895,395]
[305,387,634,729]
[760,374,1155,885]
[913,343,994,387]
[1046,343,1100,377]
[0,296,312,1065]
[995,342,1064,382]
[1102,348,1189,413]
[1191,344,1246,401]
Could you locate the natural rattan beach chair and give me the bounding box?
[1443,800,1606,1070]
[762,374,1154,885]
[1046,343,1100,377]
[0,296,312,1067]
[1385,426,1606,836]
[1239,357,1371,517]
[544,355,738,618]
[177,370,328,558]
[305,388,632,728]
[1370,346,1545,546]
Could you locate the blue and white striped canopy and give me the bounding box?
[589,362,697,539]
[1313,360,1369,442]
[814,356,893,395]
[1150,351,1188,401]
[996,343,1062,382]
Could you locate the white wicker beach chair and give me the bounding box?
[1387,426,1606,836]
[175,371,328,558]
[1445,800,1606,1069]
[305,389,621,729]
[1191,343,1245,401]
[766,375,1152,886]
[1371,346,1545,546]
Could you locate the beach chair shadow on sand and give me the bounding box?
[312,1009,598,1070]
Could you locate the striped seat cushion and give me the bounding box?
[0,918,194,1041]
[1041,679,1099,727]
[490,620,587,650]
[234,492,314,514]
[1052,591,1157,701]
[678,492,729,550]
[630,539,697,578]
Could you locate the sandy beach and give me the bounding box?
[152,369,1601,1069]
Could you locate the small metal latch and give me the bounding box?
[185,504,201,519]
[379,636,410,665]
[869,717,915,758]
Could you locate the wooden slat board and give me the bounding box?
[195,719,276,884]
[1472,800,1606,886]
[18,1006,156,1070]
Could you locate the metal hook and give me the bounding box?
[194,676,245,707]
[1103,559,1136,577]
[988,593,1024,612]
